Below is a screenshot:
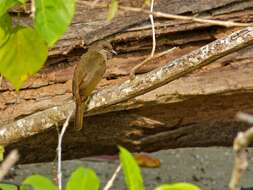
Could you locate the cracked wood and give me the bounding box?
[1,27,253,146]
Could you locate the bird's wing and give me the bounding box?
[78,51,106,97]
[72,58,87,99]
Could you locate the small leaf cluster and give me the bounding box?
[0,146,200,190]
[0,0,75,90]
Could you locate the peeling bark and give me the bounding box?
[1,0,253,163]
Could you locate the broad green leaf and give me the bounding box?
[0,0,20,18]
[0,13,12,46]
[107,0,118,21]
[119,146,144,190]
[0,27,48,90]
[22,175,58,190]
[34,0,76,47]
[144,0,151,6]
[0,183,17,190]
[0,183,31,190]
[0,13,12,32]
[155,183,201,190]
[0,145,4,161]
[17,0,27,3]
[66,167,100,190]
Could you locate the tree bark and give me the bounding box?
[1,0,253,163]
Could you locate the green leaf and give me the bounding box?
[17,0,27,4]
[107,0,118,21]
[22,175,58,190]
[119,146,144,190]
[0,183,31,190]
[66,167,100,190]
[0,183,17,190]
[155,183,201,190]
[0,145,4,161]
[0,0,20,18]
[34,0,76,47]
[0,26,48,90]
[0,13,12,32]
[0,13,12,46]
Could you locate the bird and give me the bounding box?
[72,41,114,131]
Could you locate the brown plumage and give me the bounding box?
[72,41,113,131]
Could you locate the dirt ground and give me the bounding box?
[6,147,253,190]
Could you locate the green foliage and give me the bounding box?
[119,146,145,190]
[0,27,48,89]
[0,183,17,190]
[66,167,100,190]
[107,0,118,21]
[0,147,201,190]
[155,183,201,190]
[22,175,58,190]
[0,13,12,37]
[0,0,75,89]
[0,14,13,60]
[17,0,27,4]
[0,0,20,18]
[34,0,76,47]
[0,183,31,190]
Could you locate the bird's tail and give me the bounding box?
[74,101,86,131]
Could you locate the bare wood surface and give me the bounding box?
[1,0,253,163]
[1,27,253,163]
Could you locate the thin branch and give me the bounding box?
[228,126,253,190]
[31,0,35,19]
[130,0,156,79]
[57,110,73,190]
[236,112,253,124]
[149,0,156,57]
[1,27,253,146]
[0,150,19,181]
[103,165,121,190]
[130,47,177,79]
[80,1,253,27]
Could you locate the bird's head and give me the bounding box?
[89,40,117,59]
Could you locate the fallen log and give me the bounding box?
[1,0,253,163]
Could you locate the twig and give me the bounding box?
[57,110,73,190]
[130,0,156,79]
[130,47,177,79]
[80,1,253,27]
[103,165,121,190]
[236,112,253,124]
[228,126,253,190]
[0,150,19,181]
[141,8,251,27]
[1,27,253,146]
[150,0,156,57]
[31,0,35,19]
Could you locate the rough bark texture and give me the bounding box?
[1,0,253,163]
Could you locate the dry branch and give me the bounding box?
[229,121,253,190]
[1,27,253,147]
[228,113,253,190]
[0,150,19,181]
[81,1,253,27]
